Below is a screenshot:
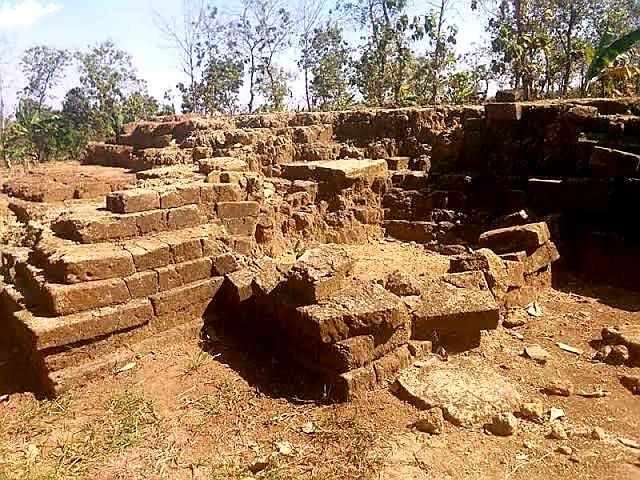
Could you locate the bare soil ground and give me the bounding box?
[1,244,639,480]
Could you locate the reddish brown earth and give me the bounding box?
[1,242,639,480]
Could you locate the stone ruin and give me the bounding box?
[0,98,639,398]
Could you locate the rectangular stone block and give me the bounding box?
[333,364,377,400]
[156,265,182,292]
[317,323,410,372]
[222,217,258,236]
[12,299,153,352]
[216,201,260,219]
[412,272,499,339]
[175,257,213,284]
[150,277,223,316]
[124,238,172,271]
[479,222,551,254]
[590,146,640,177]
[373,345,413,384]
[158,184,202,209]
[523,241,560,274]
[199,157,248,174]
[42,278,131,316]
[386,157,410,170]
[106,188,160,214]
[159,231,204,263]
[124,270,159,298]
[54,214,138,244]
[225,268,255,304]
[504,259,525,288]
[486,103,523,124]
[134,210,168,235]
[385,220,437,243]
[200,183,243,203]
[296,281,409,344]
[167,204,204,230]
[44,243,135,284]
[287,245,355,304]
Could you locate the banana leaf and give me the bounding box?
[586,28,640,81]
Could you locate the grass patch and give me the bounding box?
[183,350,212,375]
[217,379,243,405]
[210,463,247,479]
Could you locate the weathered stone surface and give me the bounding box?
[396,361,521,427]
[450,249,511,301]
[12,299,154,352]
[385,220,437,243]
[590,146,640,177]
[159,231,204,263]
[601,326,640,361]
[199,157,248,174]
[158,184,201,209]
[200,183,243,203]
[175,257,213,284]
[282,159,388,185]
[296,280,409,344]
[124,270,159,298]
[225,268,256,304]
[334,364,377,400]
[486,103,523,123]
[53,211,138,244]
[317,323,410,372]
[149,277,223,316]
[42,278,131,316]
[166,204,204,230]
[134,209,168,235]
[212,253,238,276]
[384,270,425,296]
[411,271,500,340]
[124,238,172,271]
[106,188,160,214]
[222,217,258,236]
[523,241,560,274]
[479,222,551,254]
[288,245,355,304]
[216,201,260,219]
[373,344,413,384]
[155,265,182,292]
[44,243,135,284]
[386,157,410,170]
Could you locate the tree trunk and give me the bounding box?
[430,0,447,104]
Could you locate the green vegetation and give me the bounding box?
[1,0,639,166]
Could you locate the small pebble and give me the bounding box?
[519,401,544,422]
[486,413,518,436]
[591,427,606,441]
[414,408,444,435]
[548,423,568,440]
[543,380,573,397]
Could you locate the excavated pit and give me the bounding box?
[0,99,639,400]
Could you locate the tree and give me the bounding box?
[20,46,71,110]
[77,41,148,139]
[307,23,353,109]
[60,87,95,158]
[296,0,327,110]
[198,57,244,114]
[342,0,423,106]
[155,0,209,113]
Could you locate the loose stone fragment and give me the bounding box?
[414,408,444,435]
[548,423,568,440]
[543,380,574,397]
[605,345,629,365]
[523,344,549,364]
[486,413,518,436]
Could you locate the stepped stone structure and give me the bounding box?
[1,97,638,397]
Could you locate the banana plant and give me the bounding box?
[586,28,640,83]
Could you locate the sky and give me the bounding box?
[0,0,488,112]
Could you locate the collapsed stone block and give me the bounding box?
[523,241,560,274]
[287,245,355,304]
[486,103,523,123]
[386,157,410,170]
[295,280,409,344]
[225,268,256,304]
[411,271,500,340]
[106,188,160,214]
[385,220,437,243]
[590,146,640,177]
[479,222,551,254]
[450,248,512,301]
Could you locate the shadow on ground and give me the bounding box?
[553,268,640,313]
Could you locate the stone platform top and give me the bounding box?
[281,159,388,184]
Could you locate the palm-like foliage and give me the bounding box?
[587,27,640,82]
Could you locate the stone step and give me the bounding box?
[385,220,438,243]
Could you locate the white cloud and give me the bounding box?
[0,0,61,30]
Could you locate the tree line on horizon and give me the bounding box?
[1,0,640,166]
